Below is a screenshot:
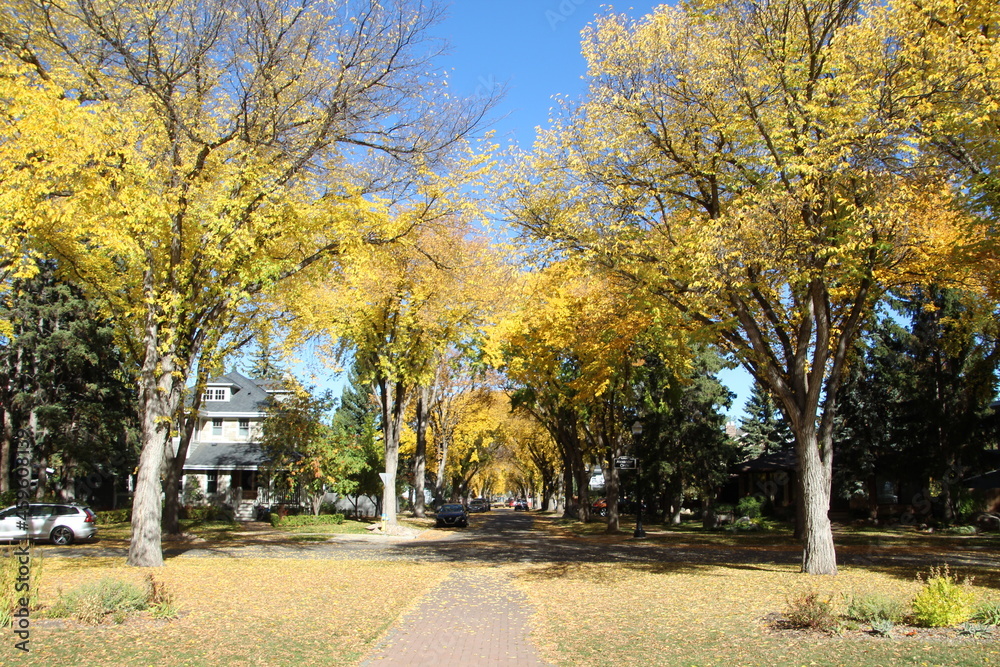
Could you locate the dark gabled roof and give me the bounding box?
[732,448,798,474]
[184,442,270,471]
[199,371,275,414]
[963,469,1000,490]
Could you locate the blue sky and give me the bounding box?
[434,1,668,146]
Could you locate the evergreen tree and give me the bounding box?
[0,260,138,500]
[897,287,999,521]
[639,348,736,524]
[244,329,286,380]
[739,381,793,460]
[331,365,383,517]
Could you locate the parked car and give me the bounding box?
[0,503,98,545]
[513,499,529,511]
[592,498,608,517]
[435,503,469,528]
[467,498,490,513]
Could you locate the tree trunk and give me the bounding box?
[0,406,10,495]
[668,478,684,525]
[795,427,837,575]
[605,454,621,533]
[433,433,449,505]
[128,344,183,567]
[163,383,204,534]
[866,474,879,523]
[561,452,575,518]
[377,377,408,526]
[411,385,430,518]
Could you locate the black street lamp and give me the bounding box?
[631,420,646,539]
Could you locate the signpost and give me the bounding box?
[614,456,637,470]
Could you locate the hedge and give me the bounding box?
[96,509,132,524]
[270,513,345,528]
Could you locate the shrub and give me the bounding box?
[182,476,205,505]
[912,564,976,628]
[958,622,992,638]
[870,618,895,638]
[145,574,179,620]
[736,496,763,519]
[183,505,221,522]
[270,513,345,528]
[0,543,43,628]
[973,600,1000,626]
[845,592,907,624]
[784,592,838,632]
[96,508,131,524]
[50,578,148,624]
[319,501,340,515]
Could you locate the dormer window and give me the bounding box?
[202,388,228,402]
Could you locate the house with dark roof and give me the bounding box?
[181,371,297,520]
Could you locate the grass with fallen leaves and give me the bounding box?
[511,560,1000,666]
[18,556,445,666]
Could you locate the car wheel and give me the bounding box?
[50,526,75,546]
[598,508,607,517]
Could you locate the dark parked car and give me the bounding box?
[468,498,490,513]
[513,499,529,511]
[435,503,469,528]
[0,503,98,545]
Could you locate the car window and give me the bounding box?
[55,506,79,516]
[0,508,16,519]
[440,504,463,512]
[29,505,54,517]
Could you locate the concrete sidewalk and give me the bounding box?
[361,568,552,667]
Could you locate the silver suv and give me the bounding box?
[0,503,98,545]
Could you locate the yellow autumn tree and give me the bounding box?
[0,0,492,565]
[490,259,686,524]
[293,187,510,525]
[886,0,1000,297]
[511,0,972,573]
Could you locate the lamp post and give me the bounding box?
[631,420,646,538]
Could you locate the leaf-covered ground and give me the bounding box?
[509,556,1000,666]
[20,556,446,666]
[7,514,1000,666]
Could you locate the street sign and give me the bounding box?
[614,456,637,470]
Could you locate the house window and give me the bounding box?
[206,472,218,494]
[239,419,249,437]
[212,418,223,436]
[202,388,227,401]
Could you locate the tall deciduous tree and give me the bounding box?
[0,0,491,565]
[511,0,969,573]
[310,216,505,526]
